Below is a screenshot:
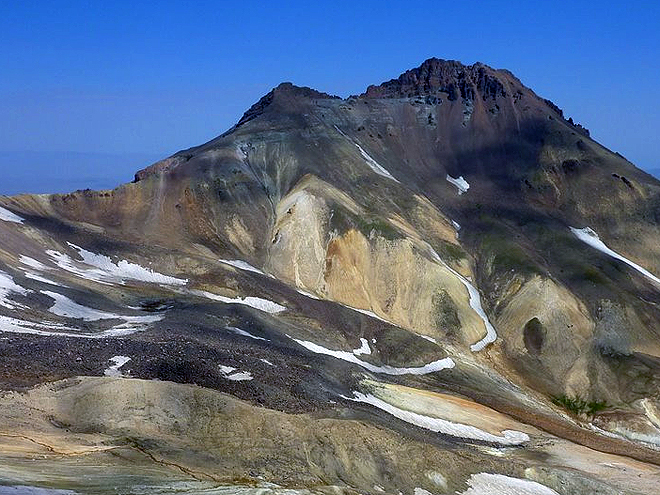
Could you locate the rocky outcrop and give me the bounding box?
[361,58,511,101]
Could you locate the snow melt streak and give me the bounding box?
[195,290,286,314]
[219,259,271,277]
[458,473,559,495]
[334,125,399,182]
[43,291,160,325]
[47,243,187,286]
[291,337,454,375]
[227,326,268,341]
[0,314,142,339]
[571,227,660,286]
[0,270,28,309]
[348,392,529,446]
[427,247,497,351]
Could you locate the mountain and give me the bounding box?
[647,168,660,180]
[1,57,660,494]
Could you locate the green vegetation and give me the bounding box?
[552,395,609,417]
[355,217,400,240]
[437,240,466,262]
[480,233,540,276]
[329,206,401,240]
[583,266,608,285]
[432,289,461,337]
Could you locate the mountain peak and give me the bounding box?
[236,82,339,127]
[360,57,515,101]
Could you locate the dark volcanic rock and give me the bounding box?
[361,58,510,101]
[236,82,339,127]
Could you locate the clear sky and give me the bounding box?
[1,0,659,194]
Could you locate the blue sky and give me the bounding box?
[1,0,659,194]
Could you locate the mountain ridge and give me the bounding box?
[133,57,594,184]
[1,56,660,494]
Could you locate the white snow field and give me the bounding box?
[219,365,253,381]
[458,473,559,495]
[0,206,24,223]
[226,326,268,341]
[18,256,65,286]
[446,174,470,194]
[334,125,399,182]
[194,290,286,314]
[47,243,187,286]
[347,392,529,446]
[0,270,29,309]
[571,227,660,286]
[43,291,161,324]
[352,337,372,355]
[290,337,455,375]
[104,356,131,377]
[0,313,151,339]
[219,259,272,277]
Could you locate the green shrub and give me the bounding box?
[552,394,609,417]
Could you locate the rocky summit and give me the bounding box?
[1,57,660,494]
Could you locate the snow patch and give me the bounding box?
[347,392,529,445]
[0,270,29,309]
[44,291,157,323]
[334,125,399,182]
[342,304,391,323]
[458,473,559,495]
[47,243,187,286]
[219,364,253,381]
[296,288,321,300]
[41,291,162,336]
[354,142,400,182]
[414,489,433,495]
[291,337,454,375]
[570,227,660,286]
[24,272,61,285]
[352,337,372,355]
[19,256,48,270]
[219,259,271,277]
[227,326,268,341]
[451,220,461,231]
[0,314,148,339]
[446,175,470,194]
[194,290,286,314]
[426,471,448,490]
[427,247,497,351]
[104,356,131,377]
[19,256,64,286]
[260,358,275,366]
[0,206,24,223]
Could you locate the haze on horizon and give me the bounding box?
[1,0,659,195]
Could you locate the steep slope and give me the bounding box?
[1,58,660,494]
